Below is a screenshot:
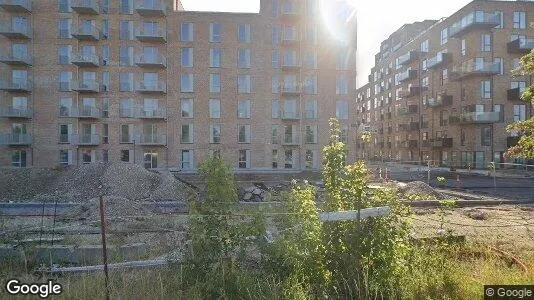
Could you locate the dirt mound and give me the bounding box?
[399,181,447,200]
[0,163,194,202]
[80,196,153,220]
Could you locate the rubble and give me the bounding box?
[0,163,194,203]
[399,181,447,200]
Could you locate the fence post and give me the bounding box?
[99,195,110,300]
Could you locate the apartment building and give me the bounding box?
[356,0,534,169]
[0,0,357,170]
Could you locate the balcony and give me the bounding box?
[135,54,167,68]
[0,52,33,66]
[135,27,166,43]
[409,122,419,131]
[386,142,391,148]
[0,134,32,145]
[507,88,523,102]
[280,84,301,95]
[397,50,418,66]
[76,134,100,146]
[431,138,453,148]
[281,37,300,46]
[281,61,301,70]
[460,111,501,124]
[0,80,32,93]
[397,69,417,83]
[0,0,31,12]
[71,0,100,14]
[427,94,453,108]
[281,4,299,20]
[398,124,410,132]
[0,22,32,39]
[281,111,300,120]
[427,52,452,69]
[135,1,167,16]
[397,105,418,116]
[70,53,100,67]
[282,134,299,145]
[71,25,100,41]
[449,12,501,38]
[138,134,167,146]
[0,106,31,118]
[136,81,167,94]
[450,60,500,81]
[507,136,520,148]
[399,86,422,98]
[71,80,101,93]
[507,39,534,54]
[72,106,101,118]
[138,108,167,119]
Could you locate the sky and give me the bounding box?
[180,0,472,88]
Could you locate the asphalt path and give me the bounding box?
[388,169,534,200]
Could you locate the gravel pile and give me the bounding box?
[80,196,154,220]
[0,163,193,202]
[399,181,447,200]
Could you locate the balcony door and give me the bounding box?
[143,22,158,35]
[143,46,157,61]
[82,72,96,86]
[143,123,157,142]
[12,97,27,111]
[12,123,27,136]
[12,44,28,59]
[143,72,157,88]
[82,45,95,57]
[144,151,157,169]
[12,16,28,32]
[12,70,27,86]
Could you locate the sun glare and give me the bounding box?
[319,0,358,43]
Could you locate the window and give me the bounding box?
[272,24,280,44]
[181,124,194,143]
[336,76,348,95]
[340,125,348,143]
[237,49,251,68]
[238,100,251,118]
[59,72,72,91]
[272,76,279,93]
[102,123,108,144]
[119,20,133,40]
[494,11,503,28]
[119,72,133,91]
[284,150,295,169]
[58,19,71,39]
[142,151,158,169]
[58,45,71,64]
[336,100,348,120]
[441,69,448,86]
[272,100,280,118]
[59,150,73,166]
[238,124,251,143]
[237,75,251,93]
[58,98,72,117]
[282,50,297,67]
[181,74,194,92]
[120,149,135,164]
[440,28,448,45]
[209,99,220,118]
[181,23,194,41]
[282,24,297,41]
[480,80,491,99]
[59,124,72,143]
[272,149,278,169]
[305,125,317,144]
[210,48,221,68]
[181,150,194,170]
[58,0,71,12]
[101,20,109,38]
[513,104,526,121]
[181,47,193,67]
[305,150,315,169]
[511,81,527,93]
[420,39,429,53]
[513,11,526,29]
[283,99,297,118]
[120,0,133,13]
[480,34,491,52]
[209,23,221,42]
[304,75,317,94]
[494,57,503,75]
[238,150,250,169]
[481,127,492,147]
[305,99,317,119]
[101,98,109,118]
[306,24,317,45]
[119,98,134,117]
[271,125,279,144]
[120,46,133,66]
[237,24,251,43]
[422,77,429,87]
[272,50,280,69]
[461,39,466,56]
[210,124,221,143]
[513,58,520,70]
[305,51,317,69]
[209,74,221,93]
[181,99,193,118]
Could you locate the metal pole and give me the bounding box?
[427,161,430,185]
[491,161,496,192]
[133,139,136,164]
[99,196,110,300]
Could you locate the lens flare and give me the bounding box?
[319,0,358,44]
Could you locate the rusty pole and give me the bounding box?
[99,195,110,300]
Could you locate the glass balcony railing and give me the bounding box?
[0,0,31,12]
[449,11,501,38]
